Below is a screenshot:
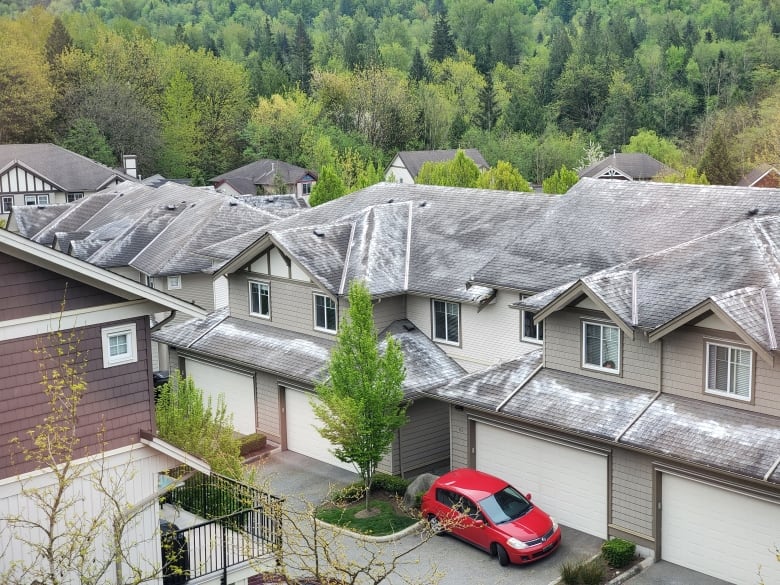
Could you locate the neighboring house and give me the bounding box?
[0,229,213,584]
[384,149,489,183]
[738,163,780,188]
[0,143,136,221]
[211,159,317,198]
[578,152,671,181]
[6,181,284,372]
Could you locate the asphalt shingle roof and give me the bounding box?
[578,153,670,180]
[392,149,489,178]
[211,159,316,189]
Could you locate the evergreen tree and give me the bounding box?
[409,47,429,82]
[699,128,741,185]
[476,160,532,191]
[448,114,468,146]
[344,9,378,70]
[542,165,579,194]
[289,17,313,93]
[59,118,115,166]
[429,12,456,62]
[44,16,72,66]
[309,165,347,206]
[313,280,406,508]
[476,75,500,131]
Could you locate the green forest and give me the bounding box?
[1,0,779,187]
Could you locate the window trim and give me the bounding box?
[167,275,182,290]
[1,196,12,213]
[249,279,271,319]
[24,194,50,206]
[704,340,753,402]
[101,323,138,368]
[66,192,84,203]
[520,295,543,344]
[581,319,621,373]
[313,292,337,333]
[432,299,460,346]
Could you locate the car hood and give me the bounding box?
[496,506,553,541]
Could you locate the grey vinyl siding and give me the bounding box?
[256,371,282,442]
[230,272,339,341]
[373,295,406,332]
[450,405,469,470]
[611,448,654,539]
[662,326,780,417]
[0,253,123,319]
[396,398,450,477]
[0,317,153,479]
[173,273,215,312]
[544,310,660,391]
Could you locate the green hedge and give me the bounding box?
[601,538,636,568]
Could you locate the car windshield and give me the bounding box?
[478,485,532,524]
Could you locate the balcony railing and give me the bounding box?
[162,467,283,583]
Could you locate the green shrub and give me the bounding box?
[238,432,266,457]
[579,558,607,585]
[559,558,582,585]
[601,538,636,568]
[372,472,410,495]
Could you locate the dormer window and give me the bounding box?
[705,341,752,400]
[582,321,620,373]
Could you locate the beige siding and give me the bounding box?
[256,371,282,442]
[171,273,215,312]
[397,398,450,477]
[406,292,537,372]
[611,448,654,538]
[450,405,469,469]
[373,295,406,332]
[230,272,339,341]
[662,326,780,416]
[544,310,660,391]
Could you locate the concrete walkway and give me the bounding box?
[624,561,734,585]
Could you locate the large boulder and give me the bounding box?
[403,473,439,508]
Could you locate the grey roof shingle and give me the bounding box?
[211,160,316,189]
[0,143,134,191]
[578,153,670,180]
[11,204,71,239]
[392,149,489,179]
[154,314,462,396]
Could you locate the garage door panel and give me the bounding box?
[285,388,354,472]
[662,474,780,585]
[476,423,607,538]
[185,359,255,435]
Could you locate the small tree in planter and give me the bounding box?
[313,280,407,510]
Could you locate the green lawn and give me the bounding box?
[316,499,419,536]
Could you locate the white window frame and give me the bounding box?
[705,341,752,401]
[101,323,138,368]
[249,280,271,318]
[432,299,460,345]
[167,275,182,290]
[313,292,337,333]
[582,320,621,373]
[1,196,12,213]
[301,181,313,195]
[66,192,84,203]
[520,295,543,344]
[24,194,49,206]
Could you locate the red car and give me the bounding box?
[420,468,561,566]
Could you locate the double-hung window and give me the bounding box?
[24,194,49,206]
[433,300,459,344]
[705,342,752,400]
[520,296,543,343]
[1,196,12,213]
[167,275,182,290]
[101,323,137,368]
[314,292,337,332]
[582,321,620,372]
[249,280,271,318]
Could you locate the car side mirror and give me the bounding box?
[526,493,532,501]
[474,519,485,528]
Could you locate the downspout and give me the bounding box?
[151,310,177,332]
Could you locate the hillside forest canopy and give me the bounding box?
[1,0,779,187]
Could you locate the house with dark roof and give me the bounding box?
[738,163,780,188]
[578,152,670,181]
[384,149,489,183]
[0,143,135,220]
[164,178,780,582]
[0,228,213,583]
[211,159,317,198]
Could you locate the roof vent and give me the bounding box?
[388,198,394,203]
[229,201,238,206]
[419,201,427,207]
[748,208,760,216]
[166,204,177,210]
[313,228,325,237]
[403,323,416,331]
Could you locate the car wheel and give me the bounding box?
[428,515,446,535]
[495,544,510,566]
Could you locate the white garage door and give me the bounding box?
[475,423,608,538]
[184,359,256,435]
[284,388,355,472]
[662,474,780,585]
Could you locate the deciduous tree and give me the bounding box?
[416,150,480,187]
[476,160,532,191]
[309,165,347,206]
[542,165,579,194]
[313,281,406,508]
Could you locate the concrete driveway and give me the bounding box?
[253,450,604,585]
[623,561,733,585]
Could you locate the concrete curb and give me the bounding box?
[547,554,653,585]
[314,518,426,543]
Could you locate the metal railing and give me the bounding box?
[163,467,283,583]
